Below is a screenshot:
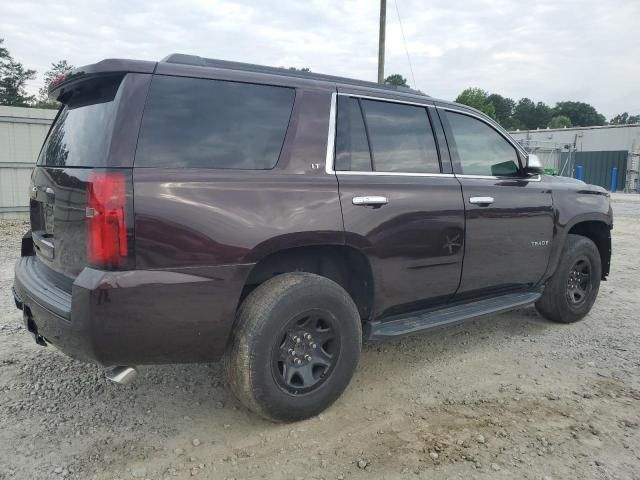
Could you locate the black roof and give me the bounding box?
[161,53,428,97]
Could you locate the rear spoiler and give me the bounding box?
[48,59,156,101]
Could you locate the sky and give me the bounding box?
[1,0,638,118]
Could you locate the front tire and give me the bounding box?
[535,234,601,323]
[225,273,362,422]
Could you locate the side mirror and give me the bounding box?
[524,154,545,175]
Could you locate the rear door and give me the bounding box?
[333,92,465,318]
[438,106,554,298]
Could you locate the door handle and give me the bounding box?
[352,196,389,207]
[469,196,494,206]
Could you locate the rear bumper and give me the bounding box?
[13,256,253,366]
[13,256,91,358]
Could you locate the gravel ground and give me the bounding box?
[0,196,638,480]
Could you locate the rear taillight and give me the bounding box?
[86,172,128,268]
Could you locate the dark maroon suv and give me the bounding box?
[13,54,613,421]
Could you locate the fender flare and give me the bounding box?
[543,212,612,282]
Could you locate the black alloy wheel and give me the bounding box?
[535,234,602,324]
[225,272,361,422]
[566,257,592,306]
[272,310,340,394]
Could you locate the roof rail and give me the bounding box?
[161,53,427,97]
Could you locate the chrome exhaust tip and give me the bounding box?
[105,366,138,385]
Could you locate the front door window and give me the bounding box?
[446,111,520,177]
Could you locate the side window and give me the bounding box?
[361,99,440,174]
[446,111,520,176]
[335,97,372,171]
[136,76,295,169]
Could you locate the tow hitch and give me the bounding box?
[23,307,47,347]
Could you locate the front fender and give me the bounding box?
[542,186,612,282]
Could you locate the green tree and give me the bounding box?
[487,93,517,129]
[0,38,8,60]
[38,60,74,100]
[455,87,496,119]
[552,101,606,127]
[548,115,572,129]
[513,98,535,129]
[609,112,640,125]
[384,73,409,87]
[512,98,552,130]
[34,60,74,108]
[0,38,36,106]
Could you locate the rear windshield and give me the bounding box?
[135,76,295,169]
[37,75,124,167]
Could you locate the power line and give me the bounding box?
[393,0,417,89]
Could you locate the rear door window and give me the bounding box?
[361,99,440,174]
[335,96,372,171]
[136,76,295,169]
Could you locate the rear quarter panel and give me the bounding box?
[133,170,344,268]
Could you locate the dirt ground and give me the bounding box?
[1,195,638,480]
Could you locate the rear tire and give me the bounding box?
[535,234,601,323]
[225,273,362,422]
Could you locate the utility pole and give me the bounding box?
[377,0,386,84]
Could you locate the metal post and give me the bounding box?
[377,0,386,84]
[576,165,583,181]
[611,167,618,192]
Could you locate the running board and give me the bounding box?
[369,290,542,340]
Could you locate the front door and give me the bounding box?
[438,107,554,298]
[332,93,465,318]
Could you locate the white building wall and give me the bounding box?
[509,124,640,153]
[0,106,57,215]
[510,124,640,192]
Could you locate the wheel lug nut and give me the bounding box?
[304,333,312,340]
[304,354,311,361]
[288,348,294,355]
[294,358,302,365]
[311,343,317,349]
[293,336,301,343]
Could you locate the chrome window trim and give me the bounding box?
[325,92,338,175]
[335,170,455,178]
[325,91,453,178]
[456,174,542,182]
[337,92,431,108]
[325,92,542,182]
